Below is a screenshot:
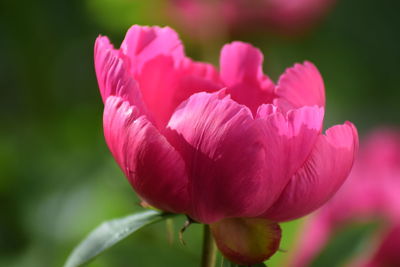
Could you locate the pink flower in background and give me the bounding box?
[169,0,336,36]
[363,224,400,267]
[292,129,400,267]
[94,25,357,264]
[255,0,336,33]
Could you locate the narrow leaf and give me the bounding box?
[310,222,378,267]
[64,210,174,267]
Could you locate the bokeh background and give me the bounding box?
[1,0,400,266]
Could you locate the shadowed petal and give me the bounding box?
[94,36,147,114]
[177,57,221,95]
[135,55,177,128]
[220,42,275,113]
[137,55,221,128]
[120,25,184,74]
[103,96,189,214]
[264,122,358,222]
[274,61,325,112]
[210,218,281,265]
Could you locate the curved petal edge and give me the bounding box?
[274,61,325,112]
[264,122,358,222]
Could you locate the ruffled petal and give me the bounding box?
[166,92,322,223]
[103,96,189,213]
[136,55,221,128]
[94,36,147,114]
[274,61,325,112]
[120,25,184,74]
[264,122,358,222]
[220,42,275,113]
[210,218,281,265]
[167,91,271,223]
[255,105,325,211]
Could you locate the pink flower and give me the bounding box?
[363,224,400,267]
[169,0,335,36]
[95,25,358,264]
[292,129,400,267]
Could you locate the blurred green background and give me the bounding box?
[1,0,399,266]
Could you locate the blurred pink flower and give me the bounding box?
[169,0,336,36]
[94,25,357,264]
[292,129,400,267]
[363,224,400,267]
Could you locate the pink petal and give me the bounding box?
[103,96,189,214]
[177,57,221,93]
[220,42,275,113]
[264,122,358,222]
[166,93,322,223]
[220,41,263,86]
[94,36,147,114]
[210,218,281,265]
[173,57,222,111]
[135,55,177,128]
[167,91,268,223]
[274,61,325,112]
[120,25,184,74]
[136,55,221,128]
[255,104,325,212]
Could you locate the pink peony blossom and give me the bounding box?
[169,0,336,36]
[292,129,400,267]
[95,25,357,264]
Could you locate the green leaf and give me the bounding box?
[64,210,174,267]
[310,222,379,267]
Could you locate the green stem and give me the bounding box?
[201,224,217,267]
